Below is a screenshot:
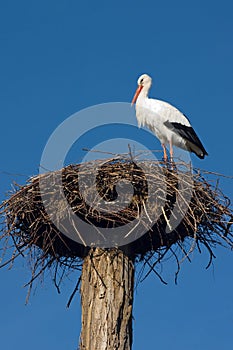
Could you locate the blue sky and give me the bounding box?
[0,0,233,349]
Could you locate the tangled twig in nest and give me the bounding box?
[0,157,233,300]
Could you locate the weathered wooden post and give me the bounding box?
[80,248,134,350]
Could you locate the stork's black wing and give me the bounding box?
[164,120,208,157]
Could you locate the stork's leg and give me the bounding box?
[161,144,168,162]
[169,141,174,162]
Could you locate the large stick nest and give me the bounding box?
[1,157,233,296]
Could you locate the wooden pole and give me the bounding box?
[79,248,134,350]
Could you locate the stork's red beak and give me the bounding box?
[131,85,143,105]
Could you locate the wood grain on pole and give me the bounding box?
[80,248,134,350]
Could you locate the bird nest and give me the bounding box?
[0,157,233,298]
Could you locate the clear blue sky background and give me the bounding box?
[1,1,233,349]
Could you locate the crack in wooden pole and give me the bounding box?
[80,248,134,350]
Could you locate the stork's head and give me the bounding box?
[131,74,152,105]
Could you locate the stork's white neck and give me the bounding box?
[137,85,150,103]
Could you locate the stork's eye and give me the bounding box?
[140,78,144,84]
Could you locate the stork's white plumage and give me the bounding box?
[131,74,208,160]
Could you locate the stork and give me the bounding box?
[131,73,208,161]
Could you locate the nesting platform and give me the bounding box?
[1,158,232,262]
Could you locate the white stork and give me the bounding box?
[131,73,208,161]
